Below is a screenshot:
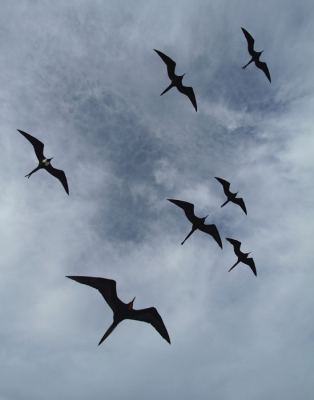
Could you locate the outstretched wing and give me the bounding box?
[241,28,255,56]
[199,224,223,248]
[154,49,176,80]
[232,197,247,215]
[255,60,271,83]
[128,307,171,344]
[66,276,125,312]
[215,177,231,196]
[226,238,242,257]
[45,164,69,195]
[176,83,197,112]
[243,258,257,276]
[168,199,196,224]
[17,129,45,161]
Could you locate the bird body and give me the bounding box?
[154,49,197,111]
[17,129,69,195]
[226,238,256,276]
[215,177,247,215]
[168,199,222,248]
[241,28,271,82]
[67,276,170,345]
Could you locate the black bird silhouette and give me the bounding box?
[226,238,256,276]
[17,129,69,195]
[168,199,222,248]
[67,276,171,345]
[215,177,247,215]
[241,28,271,83]
[154,49,197,111]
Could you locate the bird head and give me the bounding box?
[128,297,136,310]
[235,191,239,197]
[48,157,54,162]
[259,51,264,56]
[246,252,251,257]
[202,215,208,223]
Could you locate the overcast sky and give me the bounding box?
[0,0,313,399]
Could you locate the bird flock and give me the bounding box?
[16,27,268,346]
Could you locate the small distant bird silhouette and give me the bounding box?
[226,238,256,276]
[215,177,247,215]
[168,199,222,248]
[17,129,69,195]
[241,28,271,83]
[67,276,171,345]
[154,49,197,111]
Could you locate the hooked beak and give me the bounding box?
[129,297,136,310]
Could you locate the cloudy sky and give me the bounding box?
[0,0,313,399]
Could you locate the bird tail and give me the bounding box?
[221,200,229,208]
[228,260,240,273]
[160,83,174,96]
[98,322,118,346]
[181,228,195,245]
[25,166,40,179]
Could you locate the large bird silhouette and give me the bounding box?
[168,199,222,248]
[67,276,171,345]
[17,129,69,194]
[226,238,256,276]
[154,49,197,111]
[241,28,271,83]
[215,177,247,215]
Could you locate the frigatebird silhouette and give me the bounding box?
[154,49,197,111]
[241,28,271,83]
[17,129,69,195]
[168,199,222,248]
[67,276,171,345]
[226,238,256,276]
[215,177,247,215]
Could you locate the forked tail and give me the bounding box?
[228,259,240,273]
[160,82,174,96]
[221,199,229,208]
[25,166,40,179]
[98,322,118,346]
[181,228,196,245]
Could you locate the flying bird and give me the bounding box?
[241,27,271,83]
[168,199,222,248]
[67,276,171,345]
[215,177,247,215]
[226,238,256,276]
[154,49,197,111]
[17,129,69,195]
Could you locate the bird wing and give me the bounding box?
[128,307,171,344]
[241,28,255,56]
[243,258,257,276]
[66,276,125,312]
[154,49,176,80]
[199,224,223,248]
[215,177,231,196]
[45,164,69,195]
[17,129,45,161]
[255,60,271,82]
[176,83,197,112]
[232,197,247,215]
[168,199,196,224]
[226,238,242,257]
